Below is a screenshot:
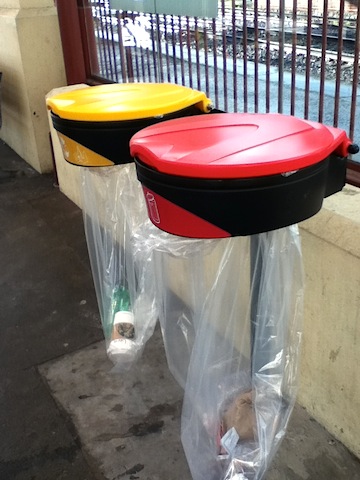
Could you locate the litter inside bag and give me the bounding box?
[81,164,158,372]
[181,227,304,480]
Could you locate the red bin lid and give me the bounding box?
[130,113,351,179]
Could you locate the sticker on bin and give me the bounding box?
[145,190,161,224]
[130,113,357,238]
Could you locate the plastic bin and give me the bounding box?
[130,112,356,479]
[131,112,353,237]
[46,83,212,371]
[47,82,211,167]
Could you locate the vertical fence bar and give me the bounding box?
[136,14,146,82]
[121,11,134,82]
[334,0,345,127]
[242,0,248,112]
[103,4,116,80]
[212,18,219,108]
[304,0,313,119]
[150,13,159,82]
[203,19,210,98]
[130,13,146,83]
[290,0,298,116]
[131,44,140,83]
[109,10,119,81]
[171,15,178,84]
[186,16,193,88]
[254,0,259,113]
[104,4,118,81]
[139,43,146,82]
[125,47,134,81]
[145,20,152,82]
[93,9,106,78]
[349,1,360,142]
[145,49,152,81]
[278,0,285,113]
[98,5,111,78]
[78,0,99,79]
[253,0,259,113]
[265,0,271,112]
[56,0,87,84]
[163,15,172,82]
[178,16,186,85]
[139,17,149,82]
[129,13,141,82]
[221,0,228,112]
[155,13,164,82]
[318,0,328,123]
[195,17,202,91]
[116,11,127,82]
[232,0,238,112]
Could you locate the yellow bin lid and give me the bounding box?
[47,83,212,122]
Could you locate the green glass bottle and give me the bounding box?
[110,285,135,340]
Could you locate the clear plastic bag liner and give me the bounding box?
[180,226,304,480]
[131,220,219,388]
[80,164,158,372]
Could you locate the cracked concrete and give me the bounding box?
[39,328,360,480]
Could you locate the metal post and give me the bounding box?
[55,0,87,84]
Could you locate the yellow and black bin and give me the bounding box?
[46,83,212,371]
[47,83,212,167]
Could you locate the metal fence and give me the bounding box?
[81,0,360,178]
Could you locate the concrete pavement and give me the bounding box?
[1,140,360,480]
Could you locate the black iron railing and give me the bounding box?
[57,0,360,184]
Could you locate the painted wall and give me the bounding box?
[0,0,66,173]
[299,191,360,459]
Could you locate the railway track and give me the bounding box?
[94,7,358,83]
[256,40,356,64]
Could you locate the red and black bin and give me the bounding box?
[131,112,356,238]
[129,113,357,480]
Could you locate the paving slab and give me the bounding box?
[0,141,104,480]
[40,329,190,480]
[40,328,360,480]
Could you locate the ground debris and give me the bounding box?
[118,463,145,477]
